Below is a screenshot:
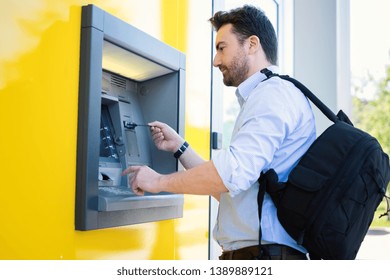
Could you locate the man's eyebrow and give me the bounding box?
[215,41,226,50]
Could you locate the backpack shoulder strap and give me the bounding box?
[260,68,339,124]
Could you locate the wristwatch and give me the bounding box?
[174,141,189,159]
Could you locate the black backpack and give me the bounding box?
[257,68,390,260]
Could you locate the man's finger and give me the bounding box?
[148,120,163,128]
[121,165,141,176]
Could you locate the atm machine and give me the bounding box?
[75,4,185,230]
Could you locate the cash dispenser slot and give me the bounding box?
[76,4,185,230]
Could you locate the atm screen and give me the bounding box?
[100,104,119,161]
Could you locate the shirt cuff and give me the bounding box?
[212,151,241,197]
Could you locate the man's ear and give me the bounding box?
[248,35,260,54]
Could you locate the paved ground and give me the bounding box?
[356,227,390,259]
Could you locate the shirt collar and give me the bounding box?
[235,65,280,107]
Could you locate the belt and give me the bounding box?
[219,244,307,260]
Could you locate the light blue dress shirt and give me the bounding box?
[212,66,316,252]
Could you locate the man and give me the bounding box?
[122,5,316,260]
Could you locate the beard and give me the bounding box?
[220,52,249,87]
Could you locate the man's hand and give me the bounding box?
[121,165,163,196]
[149,121,184,153]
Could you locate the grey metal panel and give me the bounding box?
[102,7,182,72]
[97,204,184,229]
[75,17,104,230]
[98,191,184,212]
[179,53,186,70]
[81,4,104,30]
[178,69,186,138]
[138,72,180,175]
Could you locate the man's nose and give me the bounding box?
[213,54,221,68]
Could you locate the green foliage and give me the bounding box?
[352,63,390,226]
[370,199,390,227]
[352,64,390,156]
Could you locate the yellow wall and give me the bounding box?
[0,0,212,259]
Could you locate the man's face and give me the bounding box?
[213,24,249,87]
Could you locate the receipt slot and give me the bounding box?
[76,4,185,230]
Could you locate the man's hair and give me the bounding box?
[209,5,278,65]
